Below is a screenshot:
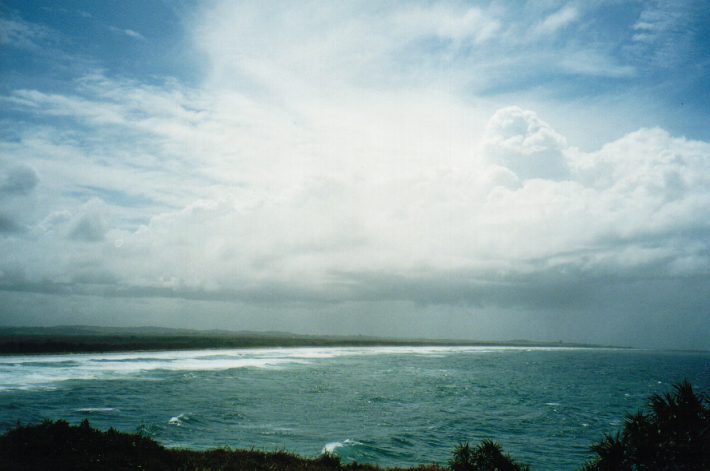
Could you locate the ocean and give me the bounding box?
[1,346,708,470]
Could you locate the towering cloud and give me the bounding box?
[482,107,569,181]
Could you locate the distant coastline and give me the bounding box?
[0,325,621,355]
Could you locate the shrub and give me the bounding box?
[583,379,710,470]
[449,439,529,471]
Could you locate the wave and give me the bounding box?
[75,407,118,413]
[322,439,363,454]
[168,414,185,426]
[0,350,315,390]
[0,345,598,391]
[321,438,413,464]
[168,413,201,427]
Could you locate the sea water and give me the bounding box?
[1,346,708,470]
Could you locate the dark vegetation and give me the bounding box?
[0,326,606,355]
[582,380,710,470]
[0,419,441,471]
[1,381,706,470]
[449,440,529,471]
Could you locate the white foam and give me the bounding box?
[322,441,342,453]
[0,345,598,391]
[322,439,361,454]
[0,349,315,390]
[168,414,185,426]
[322,441,343,453]
[75,407,118,413]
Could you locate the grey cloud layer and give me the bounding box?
[0,165,39,196]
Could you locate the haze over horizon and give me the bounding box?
[1,1,709,350]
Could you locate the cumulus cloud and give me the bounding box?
[1,83,708,321]
[49,108,703,307]
[66,205,108,242]
[67,213,106,242]
[482,106,569,181]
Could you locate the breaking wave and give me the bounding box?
[0,346,558,391]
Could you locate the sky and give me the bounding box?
[0,0,709,349]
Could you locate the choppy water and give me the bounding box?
[1,346,709,470]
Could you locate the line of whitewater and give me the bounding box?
[0,346,612,391]
[0,345,611,391]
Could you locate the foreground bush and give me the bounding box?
[449,440,529,471]
[0,419,441,471]
[583,380,710,470]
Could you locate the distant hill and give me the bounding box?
[0,325,619,355]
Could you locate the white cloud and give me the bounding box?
[531,5,579,37]
[557,50,636,78]
[2,16,708,303]
[122,29,144,40]
[0,17,50,50]
[397,5,501,45]
[629,0,695,68]
[196,2,630,106]
[6,99,706,304]
[482,106,569,181]
[109,26,145,40]
[632,2,685,43]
